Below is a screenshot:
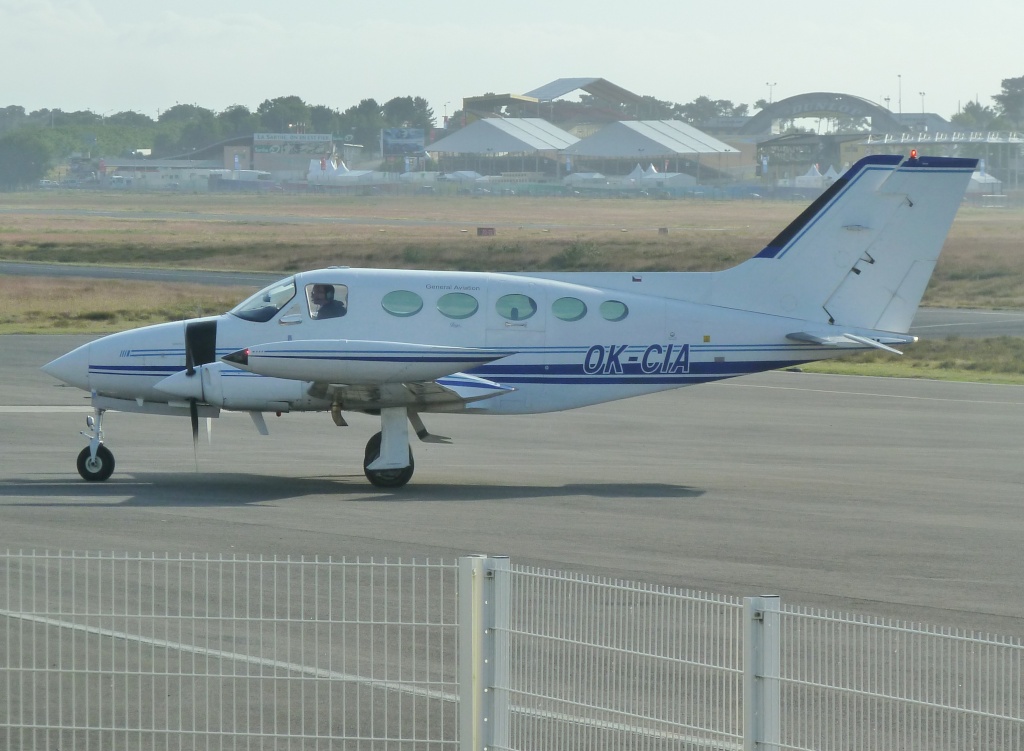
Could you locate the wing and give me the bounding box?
[222,339,516,412]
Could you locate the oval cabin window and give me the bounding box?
[381,290,424,317]
[496,293,537,321]
[437,292,479,320]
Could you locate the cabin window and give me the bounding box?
[230,278,296,322]
[437,292,479,319]
[496,293,537,321]
[552,297,587,322]
[599,300,629,322]
[305,283,348,319]
[381,290,424,317]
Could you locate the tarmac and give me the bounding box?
[2,334,1024,638]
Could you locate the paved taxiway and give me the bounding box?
[2,335,1024,638]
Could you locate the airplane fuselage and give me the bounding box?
[47,267,828,417]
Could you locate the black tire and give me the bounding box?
[363,432,414,488]
[77,445,115,482]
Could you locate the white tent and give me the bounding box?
[563,120,739,159]
[426,118,578,155]
[795,164,824,189]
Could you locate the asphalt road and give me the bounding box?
[3,335,1024,638]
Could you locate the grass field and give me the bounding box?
[2,189,1023,382]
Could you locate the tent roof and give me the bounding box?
[563,120,739,158]
[426,118,578,154]
[522,77,646,106]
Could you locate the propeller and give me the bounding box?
[182,320,218,456]
[184,330,200,447]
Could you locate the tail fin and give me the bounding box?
[708,153,976,332]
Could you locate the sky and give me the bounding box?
[4,0,1023,125]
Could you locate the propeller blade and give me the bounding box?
[183,320,218,451]
[185,331,195,377]
[190,398,199,444]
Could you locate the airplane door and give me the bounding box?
[485,285,546,409]
[485,284,546,348]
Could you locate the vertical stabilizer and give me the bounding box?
[707,154,976,332]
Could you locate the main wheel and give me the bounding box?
[363,432,414,488]
[77,445,115,482]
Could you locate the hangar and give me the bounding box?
[425,118,579,177]
[564,120,742,180]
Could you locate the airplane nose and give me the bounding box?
[41,342,91,390]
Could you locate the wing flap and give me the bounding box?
[321,372,515,412]
[787,329,916,355]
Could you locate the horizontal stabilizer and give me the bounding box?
[787,330,916,355]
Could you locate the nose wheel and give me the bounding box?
[77,444,115,482]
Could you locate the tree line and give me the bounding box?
[0,94,434,188]
[2,78,1023,189]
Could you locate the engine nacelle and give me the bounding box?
[154,362,326,412]
[222,339,509,385]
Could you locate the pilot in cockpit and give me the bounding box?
[308,283,347,319]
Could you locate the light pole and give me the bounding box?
[898,74,902,114]
[766,82,777,104]
[919,91,926,114]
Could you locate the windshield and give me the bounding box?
[229,278,296,322]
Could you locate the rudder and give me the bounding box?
[708,154,976,332]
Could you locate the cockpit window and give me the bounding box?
[306,283,349,319]
[230,278,296,322]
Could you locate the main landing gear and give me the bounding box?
[77,407,115,482]
[361,406,418,488]
[358,407,448,489]
[363,432,414,488]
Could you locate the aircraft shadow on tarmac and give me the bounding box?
[3,473,704,506]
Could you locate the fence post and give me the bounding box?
[459,555,510,751]
[743,595,781,751]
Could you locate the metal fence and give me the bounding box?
[2,551,1022,750]
[2,551,459,750]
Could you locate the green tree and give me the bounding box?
[158,104,214,124]
[950,100,998,130]
[993,76,1024,128]
[217,105,261,138]
[635,95,674,119]
[339,98,385,147]
[153,105,219,155]
[105,111,155,127]
[309,104,342,136]
[0,129,54,188]
[382,96,435,130]
[0,105,28,133]
[256,95,311,133]
[674,96,747,124]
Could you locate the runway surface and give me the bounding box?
[3,335,1024,637]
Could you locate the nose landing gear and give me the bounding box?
[77,407,115,482]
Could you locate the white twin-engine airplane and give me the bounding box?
[43,153,976,488]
